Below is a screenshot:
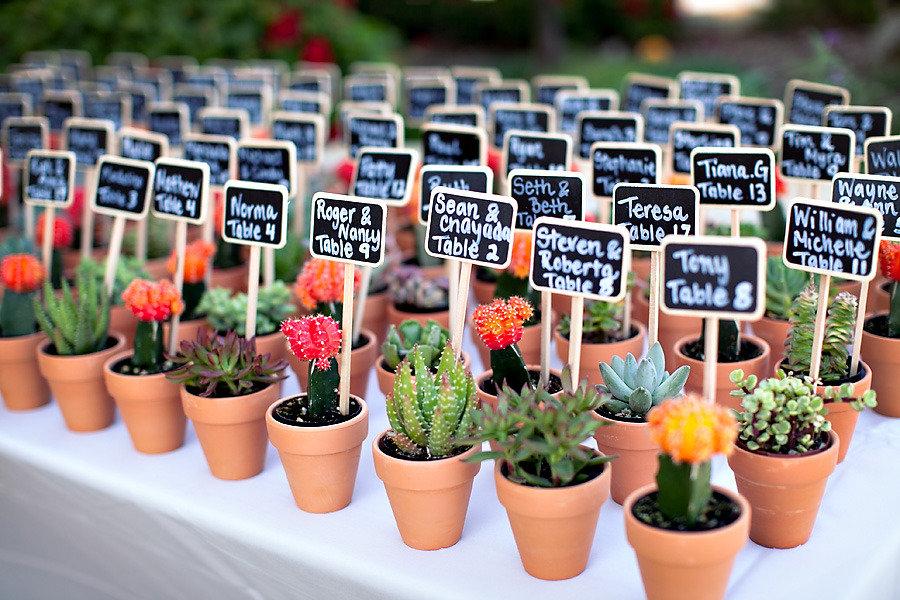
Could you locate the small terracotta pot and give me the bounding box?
[387,303,450,331]
[815,361,871,463]
[363,289,390,347]
[375,352,472,397]
[635,291,701,371]
[253,329,289,366]
[471,316,550,370]
[266,395,369,513]
[632,254,651,282]
[103,351,185,453]
[373,433,481,550]
[143,257,169,280]
[728,430,838,548]
[37,334,125,432]
[475,365,563,412]
[0,332,50,411]
[676,334,771,412]
[836,279,861,297]
[593,412,656,505]
[624,484,750,600]
[765,241,783,258]
[164,317,208,347]
[210,263,249,292]
[181,382,280,480]
[495,455,611,580]
[472,277,496,305]
[292,328,376,399]
[868,280,890,315]
[861,315,900,418]
[109,305,138,348]
[749,315,788,368]
[555,322,647,387]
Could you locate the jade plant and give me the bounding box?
[385,344,477,459]
[597,342,690,419]
[782,283,856,382]
[118,279,183,375]
[77,256,149,306]
[293,257,357,320]
[388,265,449,312]
[382,319,449,373]
[473,296,534,393]
[34,268,110,355]
[197,281,295,337]
[0,254,45,337]
[281,315,344,419]
[765,257,809,320]
[167,240,215,320]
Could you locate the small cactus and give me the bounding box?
[388,266,449,311]
[382,319,449,372]
[597,342,690,419]
[33,268,110,355]
[1,254,44,337]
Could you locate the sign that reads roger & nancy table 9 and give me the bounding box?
[347,113,402,159]
[779,124,854,182]
[613,183,699,251]
[691,147,775,210]
[221,181,288,249]
[351,147,418,206]
[236,140,296,196]
[24,150,75,207]
[590,142,660,198]
[183,134,235,188]
[91,155,154,219]
[418,165,492,225]
[503,130,571,175]
[421,123,485,167]
[865,136,899,177]
[508,169,584,230]
[670,122,737,175]
[152,157,209,225]
[309,192,386,267]
[831,173,899,241]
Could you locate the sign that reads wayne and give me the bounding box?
[780,124,854,182]
[271,112,324,165]
[92,155,154,218]
[421,123,485,167]
[425,186,517,268]
[221,181,288,248]
[503,131,571,175]
[418,165,492,225]
[64,118,112,167]
[4,116,48,163]
[832,173,900,241]
[152,157,209,224]
[613,183,699,251]
[347,113,402,159]
[691,148,775,210]
[576,111,643,159]
[183,135,235,188]
[670,122,737,174]
[24,150,75,207]
[866,136,899,177]
[309,192,386,267]
[236,140,296,196]
[591,142,660,198]
[716,97,782,149]
[530,217,630,301]
[491,103,552,149]
[508,169,584,230]
[351,148,418,206]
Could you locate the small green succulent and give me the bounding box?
[382,319,449,372]
[197,282,296,336]
[597,342,690,419]
[33,269,110,355]
[783,284,856,382]
[765,257,809,320]
[76,256,149,306]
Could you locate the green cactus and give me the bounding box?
[1,289,38,337]
[765,257,810,320]
[129,320,165,373]
[33,269,110,355]
[597,342,690,419]
[695,318,740,362]
[197,282,296,336]
[783,284,857,382]
[213,236,242,269]
[382,319,449,372]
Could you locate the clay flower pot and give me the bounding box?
[475,365,563,412]
[861,315,900,418]
[635,290,701,371]
[816,361,871,463]
[387,302,450,330]
[471,316,551,370]
[373,433,481,550]
[624,484,750,600]
[555,322,647,387]
[292,328,376,398]
[362,288,390,346]
[109,304,138,348]
[266,395,369,513]
[103,351,185,454]
[254,329,289,366]
[593,412,656,505]
[210,263,249,292]
[0,332,50,411]
[181,382,280,480]
[868,280,890,315]
[494,456,611,580]
[37,333,126,432]
[375,351,471,396]
[727,430,838,548]
[676,334,771,412]
[472,277,496,305]
[749,315,789,367]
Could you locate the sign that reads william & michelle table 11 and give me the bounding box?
[418,165,492,225]
[613,183,699,251]
[91,155,154,219]
[351,147,418,206]
[690,147,775,210]
[24,149,75,207]
[831,173,899,242]
[222,181,288,249]
[152,157,209,225]
[508,169,584,230]
[309,192,386,267]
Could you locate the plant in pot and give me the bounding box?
[34,268,123,432]
[633,276,699,371]
[862,241,900,417]
[165,239,215,343]
[373,343,481,550]
[0,254,51,410]
[467,372,613,580]
[387,265,450,330]
[751,257,809,359]
[268,315,369,512]
[103,278,187,453]
[376,319,449,394]
[594,342,690,504]
[76,255,149,346]
[35,211,74,287]
[624,395,748,600]
[167,329,287,480]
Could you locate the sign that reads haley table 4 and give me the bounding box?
[779,124,855,182]
[23,150,75,207]
[425,186,517,268]
[3,116,48,163]
[63,118,112,168]
[660,236,766,321]
[418,165,492,225]
[490,103,553,149]
[783,198,882,281]
[691,147,775,210]
[866,136,899,177]
[309,192,386,267]
[590,142,660,198]
[271,112,324,166]
[351,147,418,206]
[347,113,402,159]
[152,157,209,225]
[183,134,235,188]
[576,111,643,159]
[824,106,891,157]
[222,181,288,249]
[641,99,702,145]
[530,217,630,301]
[670,122,738,175]
[236,140,296,196]
[716,96,783,149]
[421,123,485,167]
[508,169,584,230]
[119,128,168,163]
[503,131,571,175]
[785,79,849,127]
[613,183,699,251]
[92,155,154,219]
[832,173,900,242]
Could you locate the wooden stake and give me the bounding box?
[41,206,54,273]
[263,247,275,287]
[648,251,660,347]
[569,295,585,388]
[135,217,148,262]
[202,189,216,288]
[451,261,472,357]
[809,274,831,383]
[244,246,260,340]
[24,203,34,241]
[621,291,632,338]
[168,221,187,356]
[448,259,460,335]
[293,166,306,237]
[81,167,96,258]
[730,209,740,237]
[339,262,355,415]
[540,290,551,385]
[849,282,868,376]
[8,168,21,235]
[103,216,126,296]
[702,317,719,403]
[353,266,370,344]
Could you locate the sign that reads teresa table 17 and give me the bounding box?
[91,155,154,219]
[351,147,418,206]
[779,124,855,182]
[309,192,386,267]
[222,181,288,249]
[508,169,584,230]
[418,165,492,225]
[591,142,660,198]
[152,157,209,225]
[691,147,775,210]
[23,149,75,207]
[613,183,699,252]
[831,173,899,242]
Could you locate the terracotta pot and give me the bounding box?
[163,317,208,347]
[373,433,481,550]
[495,455,611,580]
[472,277,496,305]
[109,304,138,348]
[635,291,701,371]
[765,241,783,258]
[749,315,788,368]
[555,322,647,387]
[471,316,550,371]
[266,395,369,513]
[593,412,656,505]
[861,318,900,417]
[387,302,450,331]
[868,280,890,315]
[624,484,750,600]
[0,332,50,411]
[375,352,472,397]
[475,366,563,412]
[181,382,280,480]
[727,430,838,548]
[836,279,861,297]
[36,334,125,432]
[292,328,376,399]
[363,289,390,347]
[676,334,771,412]
[253,329,289,366]
[210,263,249,292]
[103,351,185,453]
[143,257,169,280]
[815,361,871,463]
[632,254,652,283]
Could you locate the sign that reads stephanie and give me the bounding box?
[425,186,517,268]
[24,150,75,207]
[236,140,296,196]
[780,124,855,182]
[221,181,288,248]
[271,112,324,166]
[613,183,699,251]
[691,147,775,210]
[508,169,584,230]
[92,155,154,219]
[490,103,553,149]
[309,192,386,267]
[503,131,571,175]
[3,116,48,163]
[152,157,209,225]
[866,136,899,177]
[418,165,492,225]
[783,198,882,281]
[183,134,235,188]
[63,118,112,168]
[670,122,737,175]
[421,123,485,167]
[832,173,900,241]
[660,236,766,321]
[591,142,660,198]
[576,111,643,159]
[351,147,418,206]
[530,217,630,301]
[347,113,402,159]
[716,97,782,149]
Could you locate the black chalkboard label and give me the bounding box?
[576,111,643,159]
[271,112,324,165]
[785,80,849,126]
[23,150,75,207]
[152,157,209,224]
[183,134,235,188]
[691,148,775,210]
[222,181,288,248]
[346,78,390,103]
[530,217,630,301]
[613,183,699,251]
[41,91,79,133]
[451,68,500,105]
[236,141,296,196]
[623,75,676,113]
[670,123,737,174]
[226,89,267,126]
[347,113,402,159]
[832,173,900,242]
[406,80,452,123]
[425,186,517,268]
[477,83,526,113]
[84,92,129,130]
[309,192,387,267]
[533,76,586,106]
[418,165,492,224]
[123,84,152,125]
[148,105,188,147]
[508,169,584,230]
[63,118,111,167]
[865,136,899,177]
[779,124,854,182]
[119,128,167,162]
[591,142,660,198]
[0,94,29,130]
[351,148,417,206]
[556,90,617,134]
[642,99,702,144]
[661,236,766,321]
[491,103,553,149]
[3,117,48,163]
[824,106,891,156]
[92,156,154,218]
[198,108,247,140]
[503,131,571,175]
[172,88,211,125]
[279,91,330,116]
[421,123,485,167]
[677,73,739,118]
[716,97,782,148]
[426,105,483,129]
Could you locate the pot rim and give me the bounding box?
[623,483,750,539]
[492,448,611,495]
[862,312,900,341]
[266,392,368,433]
[594,409,650,428]
[731,429,839,462]
[102,349,175,380]
[372,429,480,468]
[181,380,280,402]
[674,333,771,365]
[38,331,125,361]
[375,350,472,375]
[554,320,647,347]
[475,365,563,398]
[0,330,45,343]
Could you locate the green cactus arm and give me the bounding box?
[385,389,404,434]
[400,381,428,447]
[598,362,635,401]
[653,365,690,403]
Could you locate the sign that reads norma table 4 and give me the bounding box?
[508,169,584,230]
[421,124,485,167]
[271,113,324,166]
[309,192,386,267]
[613,183,699,251]
[576,111,643,159]
[691,148,775,210]
[418,165,492,225]
[347,113,402,159]
[24,150,75,207]
[832,173,899,241]
[425,186,517,269]
[529,217,630,302]
[222,181,288,249]
[780,125,855,182]
[236,141,296,196]
[670,122,737,175]
[351,148,418,206]
[92,156,154,219]
[865,135,899,177]
[660,236,766,321]
[183,135,235,188]
[152,157,209,225]
[591,142,660,198]
[716,97,782,149]
[503,131,571,175]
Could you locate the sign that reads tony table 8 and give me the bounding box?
[309,192,386,267]
[152,157,209,225]
[351,147,418,206]
[613,183,699,251]
[221,181,288,249]
[23,149,75,207]
[508,169,584,230]
[425,186,517,268]
[91,155,154,219]
[530,217,630,301]
[690,147,775,210]
[831,173,899,241]
[418,165,493,224]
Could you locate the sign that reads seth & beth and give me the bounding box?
[152,157,209,225]
[222,181,288,248]
[591,142,660,198]
[831,173,899,242]
[421,123,485,167]
[418,165,492,225]
[351,147,418,206]
[508,169,584,230]
[24,150,75,207]
[92,155,154,219]
[613,183,699,251]
[780,124,855,182]
[309,192,386,267]
[691,147,775,210]
[503,130,571,175]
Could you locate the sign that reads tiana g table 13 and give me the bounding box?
[24,150,75,207]
[832,173,899,241]
[613,183,699,251]
[508,169,584,230]
[222,181,288,248]
[92,155,154,219]
[691,148,775,210]
[309,192,386,267]
[152,157,209,225]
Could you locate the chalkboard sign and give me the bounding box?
[530,217,630,302]
[63,117,112,168]
[288,71,328,93]
[119,127,168,162]
[152,157,209,225]
[406,77,453,125]
[865,135,899,177]
[576,111,643,159]
[182,134,236,188]
[84,91,130,130]
[41,91,80,133]
[346,113,403,159]
[279,91,330,117]
[508,169,584,230]
[641,98,702,145]
[350,147,418,206]
[418,165,493,224]
[451,67,501,105]
[425,186,517,268]
[421,123,485,167]
[832,173,900,242]
[556,89,618,134]
[716,96,782,149]
[172,86,213,124]
[783,198,882,281]
[824,105,891,156]
[670,122,738,174]
[779,124,855,182]
[785,79,849,126]
[345,76,393,105]
[91,155,154,219]
[226,88,269,126]
[490,103,553,149]
[623,74,676,114]
[476,81,529,113]
[3,116,48,164]
[271,112,324,166]
[532,75,587,106]
[309,192,387,267]
[425,104,485,129]
[122,83,153,125]
[236,140,297,196]
[677,72,739,119]
[503,130,572,175]
[613,183,699,251]
[198,107,248,140]
[148,103,189,147]
[660,236,766,321]
[590,142,661,198]
[221,181,288,249]
[691,147,775,210]
[23,149,75,207]
[0,94,30,130]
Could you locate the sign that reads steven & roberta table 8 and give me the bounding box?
[24,149,75,207]
[425,186,517,268]
[508,169,584,230]
[222,181,288,249]
[309,192,386,267]
[613,183,699,251]
[832,173,899,241]
[690,147,775,210]
[529,217,630,302]
[92,155,155,219]
[152,157,209,225]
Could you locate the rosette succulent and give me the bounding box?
[597,342,690,419]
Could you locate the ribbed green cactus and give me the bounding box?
[1,290,38,337]
[598,342,690,419]
[382,319,449,372]
[33,270,110,355]
[783,284,857,382]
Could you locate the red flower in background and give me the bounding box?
[335,157,355,188]
[66,187,86,228]
[302,36,335,64]
[880,240,900,282]
[775,171,786,197]
[487,147,502,178]
[265,8,302,49]
[35,213,74,249]
[281,315,342,371]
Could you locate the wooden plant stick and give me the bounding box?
[540,290,551,384]
[103,216,126,296]
[168,221,187,355]
[447,259,460,335]
[702,317,719,403]
[621,291,632,338]
[808,274,831,383]
[135,217,148,262]
[40,206,54,272]
[8,168,21,235]
[339,262,355,415]
[849,283,868,376]
[293,166,306,237]
[24,203,35,241]
[451,261,472,357]
[568,295,585,388]
[647,251,660,347]
[263,247,275,287]
[244,246,261,340]
[730,209,740,237]
[352,266,370,344]
[81,168,96,258]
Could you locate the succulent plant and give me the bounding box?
[120,279,183,375]
[597,342,690,419]
[783,284,856,382]
[473,297,534,394]
[706,222,768,238]
[388,265,449,311]
[123,213,172,259]
[197,281,296,337]
[559,299,622,342]
[1,254,44,337]
[382,319,449,372]
[33,268,110,355]
[0,235,36,261]
[76,256,149,306]
[765,257,809,320]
